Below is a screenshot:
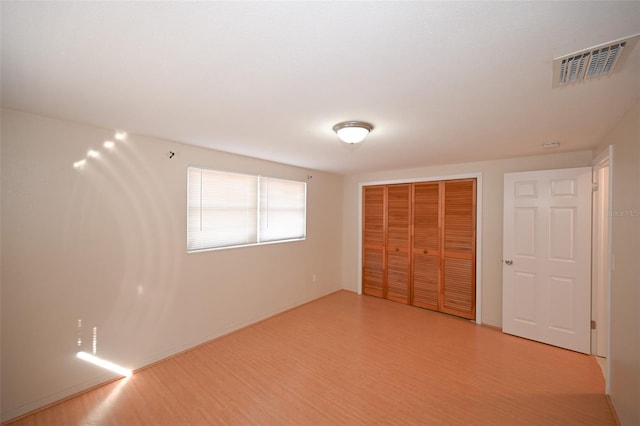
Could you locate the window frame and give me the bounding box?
[187,166,307,253]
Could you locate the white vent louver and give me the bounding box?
[553,34,640,88]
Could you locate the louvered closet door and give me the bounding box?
[362,186,385,297]
[386,184,411,304]
[411,182,441,310]
[441,179,476,319]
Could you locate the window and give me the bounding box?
[187,167,306,252]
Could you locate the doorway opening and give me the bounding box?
[592,146,613,391]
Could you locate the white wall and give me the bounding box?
[0,110,344,422]
[341,150,593,327]
[595,104,640,425]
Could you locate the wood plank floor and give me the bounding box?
[8,290,614,425]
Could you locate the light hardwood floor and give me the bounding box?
[8,290,615,425]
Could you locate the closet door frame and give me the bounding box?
[357,173,483,325]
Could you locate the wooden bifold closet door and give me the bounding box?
[386,184,411,304]
[362,186,385,298]
[412,182,441,311]
[441,180,476,318]
[362,179,476,320]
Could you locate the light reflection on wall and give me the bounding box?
[69,126,183,329]
[67,124,181,400]
[76,318,98,354]
[72,131,126,170]
[77,319,83,348]
[76,352,132,378]
[76,319,132,376]
[72,130,135,382]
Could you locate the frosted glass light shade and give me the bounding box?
[333,121,373,144]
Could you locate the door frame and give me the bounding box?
[592,145,613,394]
[502,167,592,354]
[357,173,483,324]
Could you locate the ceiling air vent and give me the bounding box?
[552,34,640,88]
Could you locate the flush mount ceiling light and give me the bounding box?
[333,121,373,144]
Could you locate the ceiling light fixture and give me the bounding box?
[333,121,373,144]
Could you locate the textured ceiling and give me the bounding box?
[2,2,639,174]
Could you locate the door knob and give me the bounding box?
[505,259,513,265]
[423,249,428,254]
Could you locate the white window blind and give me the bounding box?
[259,177,307,243]
[187,167,306,252]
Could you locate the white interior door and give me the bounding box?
[503,167,592,354]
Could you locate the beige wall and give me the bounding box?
[0,110,344,421]
[595,104,640,425]
[341,150,593,327]
[3,104,637,423]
